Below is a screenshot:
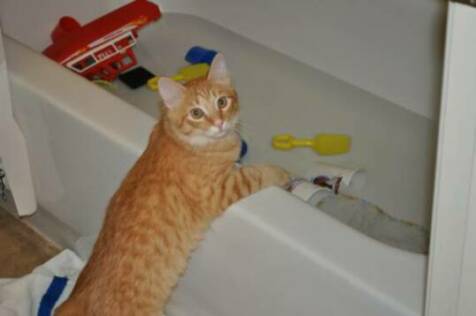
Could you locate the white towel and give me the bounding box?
[0,249,84,316]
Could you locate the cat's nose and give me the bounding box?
[214,120,224,130]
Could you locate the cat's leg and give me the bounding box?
[242,164,290,189]
[218,164,290,209]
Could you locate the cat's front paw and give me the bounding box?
[261,165,291,188]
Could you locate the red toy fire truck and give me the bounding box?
[43,0,161,81]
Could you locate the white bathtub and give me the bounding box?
[3,13,428,316]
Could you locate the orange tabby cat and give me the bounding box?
[55,54,289,316]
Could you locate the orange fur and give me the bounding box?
[55,55,289,316]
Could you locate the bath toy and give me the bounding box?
[92,79,117,90]
[272,133,351,155]
[147,63,210,91]
[288,178,332,205]
[42,0,161,81]
[307,162,365,195]
[185,46,218,65]
[119,66,155,89]
[238,139,248,162]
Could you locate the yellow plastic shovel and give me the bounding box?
[147,63,210,91]
[272,133,351,156]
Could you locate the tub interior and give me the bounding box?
[2,12,437,245]
[109,13,436,229]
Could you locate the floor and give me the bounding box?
[0,207,60,278]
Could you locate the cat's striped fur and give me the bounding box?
[55,54,289,316]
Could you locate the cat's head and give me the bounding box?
[158,54,239,147]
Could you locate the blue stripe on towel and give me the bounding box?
[38,276,68,316]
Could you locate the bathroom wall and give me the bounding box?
[154,0,447,119]
[0,0,118,51]
[0,0,446,119]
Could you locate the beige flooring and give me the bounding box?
[0,207,60,278]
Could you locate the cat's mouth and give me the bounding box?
[206,122,236,139]
[210,129,230,138]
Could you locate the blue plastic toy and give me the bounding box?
[238,139,248,162]
[185,46,218,65]
[240,139,248,158]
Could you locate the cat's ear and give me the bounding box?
[158,78,186,109]
[207,53,231,86]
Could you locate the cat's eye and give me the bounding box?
[217,96,228,109]
[190,108,205,119]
